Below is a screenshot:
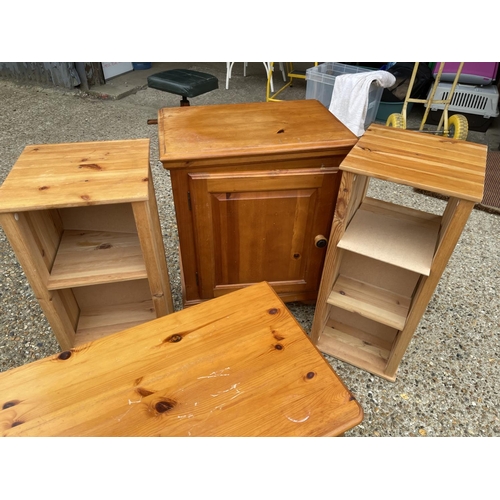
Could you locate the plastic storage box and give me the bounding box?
[306,62,383,129]
[432,62,499,85]
[425,82,499,132]
[426,82,499,118]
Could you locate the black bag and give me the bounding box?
[382,62,433,102]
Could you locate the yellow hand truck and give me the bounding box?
[386,62,468,140]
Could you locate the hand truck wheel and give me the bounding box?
[386,113,405,129]
[446,114,468,140]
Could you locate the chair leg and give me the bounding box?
[279,62,286,81]
[264,63,274,93]
[226,62,235,90]
[180,96,190,106]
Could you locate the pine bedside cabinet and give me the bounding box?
[310,124,487,381]
[0,139,174,351]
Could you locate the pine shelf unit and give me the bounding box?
[311,124,487,381]
[0,139,174,350]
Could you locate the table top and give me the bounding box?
[0,282,363,436]
[158,100,357,168]
[340,124,487,202]
[0,139,151,213]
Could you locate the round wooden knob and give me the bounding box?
[314,235,328,248]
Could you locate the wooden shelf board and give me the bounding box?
[47,229,147,290]
[338,198,441,275]
[317,324,395,382]
[74,300,156,346]
[327,275,410,330]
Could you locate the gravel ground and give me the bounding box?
[0,62,499,437]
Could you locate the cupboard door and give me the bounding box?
[188,165,340,300]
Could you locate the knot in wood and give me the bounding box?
[58,351,72,360]
[155,399,176,414]
[79,163,102,170]
[95,243,112,250]
[165,333,183,343]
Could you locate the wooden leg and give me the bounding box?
[180,97,190,106]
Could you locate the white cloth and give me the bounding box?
[329,70,396,137]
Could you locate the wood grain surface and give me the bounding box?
[340,124,487,202]
[0,139,151,212]
[0,282,363,436]
[158,100,357,167]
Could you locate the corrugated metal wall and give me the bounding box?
[0,62,81,89]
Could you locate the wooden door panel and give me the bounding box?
[212,189,315,284]
[189,167,339,300]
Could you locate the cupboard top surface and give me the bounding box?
[0,282,363,437]
[340,124,487,202]
[158,100,358,167]
[0,139,151,212]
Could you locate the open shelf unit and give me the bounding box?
[0,139,174,350]
[311,124,487,381]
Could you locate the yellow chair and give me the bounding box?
[266,62,318,102]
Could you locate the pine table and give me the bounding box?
[0,282,363,436]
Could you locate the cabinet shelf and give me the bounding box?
[317,319,394,381]
[338,197,441,275]
[47,229,148,290]
[75,299,156,346]
[328,275,410,330]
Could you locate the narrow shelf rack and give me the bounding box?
[311,124,487,381]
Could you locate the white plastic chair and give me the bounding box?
[226,63,286,90]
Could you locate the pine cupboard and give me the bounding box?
[157,100,358,306]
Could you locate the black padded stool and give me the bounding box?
[147,69,219,107]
